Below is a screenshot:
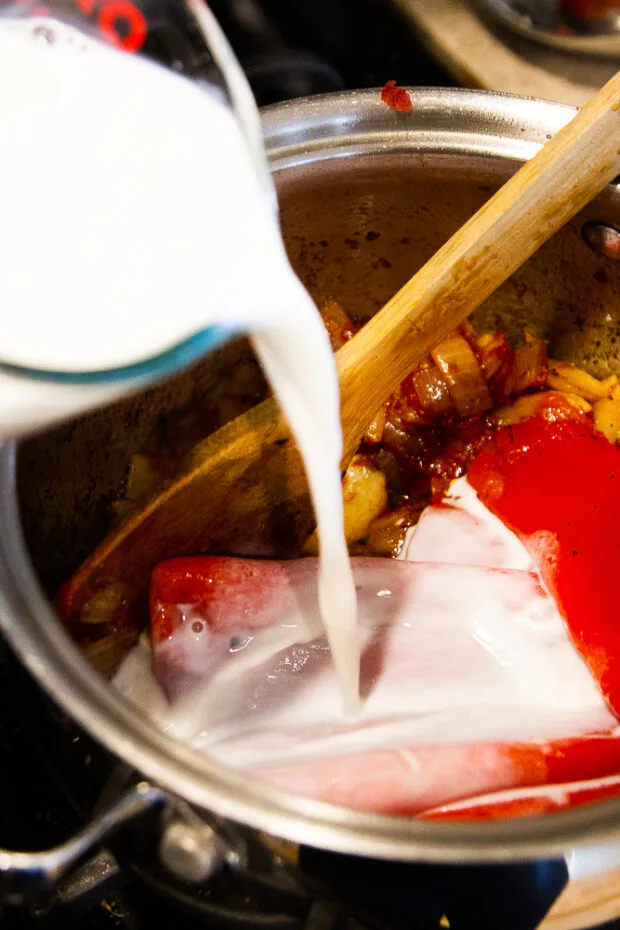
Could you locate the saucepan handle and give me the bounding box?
[0,782,166,906]
[0,781,244,907]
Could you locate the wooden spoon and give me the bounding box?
[60,71,620,626]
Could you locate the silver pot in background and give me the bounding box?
[3,89,620,889]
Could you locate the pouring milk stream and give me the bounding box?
[0,18,360,712]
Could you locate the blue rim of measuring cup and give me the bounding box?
[0,326,236,385]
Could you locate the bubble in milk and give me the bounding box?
[32,24,55,44]
[229,635,253,653]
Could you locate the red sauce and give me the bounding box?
[468,409,620,716]
[381,80,412,113]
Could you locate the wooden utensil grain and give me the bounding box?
[60,71,620,626]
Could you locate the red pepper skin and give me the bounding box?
[468,412,620,717]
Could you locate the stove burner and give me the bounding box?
[12,821,570,930]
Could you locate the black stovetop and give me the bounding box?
[1,3,618,928]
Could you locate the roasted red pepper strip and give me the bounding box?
[423,772,620,821]
[468,411,620,716]
[252,736,620,817]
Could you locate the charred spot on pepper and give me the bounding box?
[344,238,361,251]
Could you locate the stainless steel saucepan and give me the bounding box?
[3,88,620,897]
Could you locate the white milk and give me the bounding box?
[0,18,359,711]
[114,477,615,772]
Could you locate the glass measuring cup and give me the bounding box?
[0,0,272,434]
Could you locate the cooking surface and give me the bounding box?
[0,2,618,929]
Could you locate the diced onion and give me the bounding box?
[81,582,126,624]
[334,453,388,545]
[367,504,426,558]
[492,394,546,427]
[562,393,593,413]
[593,397,620,443]
[304,454,387,554]
[477,332,511,381]
[395,399,426,427]
[320,298,357,350]
[431,334,492,417]
[510,338,548,394]
[547,361,613,402]
[600,374,619,394]
[365,406,387,444]
[492,391,591,428]
[412,362,453,416]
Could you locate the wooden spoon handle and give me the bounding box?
[337,71,620,461]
